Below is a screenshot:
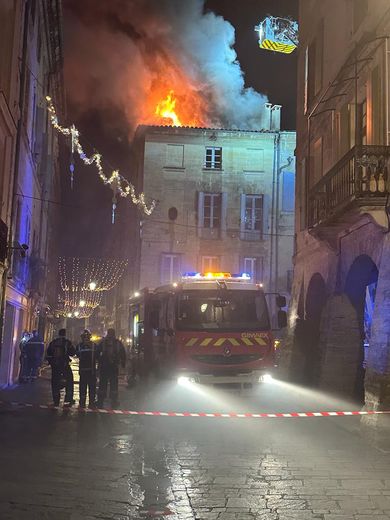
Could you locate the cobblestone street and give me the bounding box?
[1,376,390,519]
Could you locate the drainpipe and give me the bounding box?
[275,152,294,294]
[0,0,30,361]
[269,133,280,303]
[385,37,390,146]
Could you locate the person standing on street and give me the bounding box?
[96,328,126,409]
[18,330,31,383]
[76,329,98,409]
[46,329,76,407]
[25,330,44,382]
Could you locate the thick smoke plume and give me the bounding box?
[64,0,269,135]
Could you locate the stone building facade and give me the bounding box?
[287,0,390,436]
[132,122,296,324]
[0,0,64,386]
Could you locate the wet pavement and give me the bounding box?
[1,371,390,519]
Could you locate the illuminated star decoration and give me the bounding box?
[46,96,156,217]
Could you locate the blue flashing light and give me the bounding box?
[231,273,251,280]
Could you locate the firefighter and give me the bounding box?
[18,330,31,383]
[25,330,44,382]
[96,328,126,409]
[46,329,76,407]
[76,329,97,409]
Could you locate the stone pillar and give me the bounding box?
[361,233,390,448]
[318,294,362,397]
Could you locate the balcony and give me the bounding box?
[308,145,390,233]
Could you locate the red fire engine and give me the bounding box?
[128,272,287,387]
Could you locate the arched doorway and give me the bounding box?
[303,273,327,386]
[344,255,379,402]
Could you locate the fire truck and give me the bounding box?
[128,272,287,388]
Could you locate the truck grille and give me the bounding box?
[191,354,262,365]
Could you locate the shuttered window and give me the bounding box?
[242,257,263,283]
[201,256,220,272]
[282,171,295,212]
[161,254,181,284]
[240,194,263,240]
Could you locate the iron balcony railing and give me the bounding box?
[308,145,390,228]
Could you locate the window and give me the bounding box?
[198,192,227,238]
[305,21,323,109]
[205,147,222,169]
[311,137,323,186]
[204,193,221,229]
[201,256,220,272]
[371,66,384,145]
[245,195,263,231]
[240,194,263,239]
[282,171,295,212]
[161,254,181,284]
[242,257,263,283]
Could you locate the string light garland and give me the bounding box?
[59,257,128,292]
[46,96,157,218]
[57,256,128,318]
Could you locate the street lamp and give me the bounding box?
[89,281,97,290]
[79,300,86,307]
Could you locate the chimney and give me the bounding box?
[264,102,272,130]
[270,104,282,131]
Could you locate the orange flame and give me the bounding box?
[155,90,182,127]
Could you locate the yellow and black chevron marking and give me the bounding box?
[259,39,296,54]
[184,336,267,347]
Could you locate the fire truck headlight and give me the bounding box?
[259,373,273,383]
[177,376,196,386]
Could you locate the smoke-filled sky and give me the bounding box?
[64,0,297,135]
[60,0,298,257]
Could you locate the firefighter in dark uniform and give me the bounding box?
[76,329,97,409]
[18,331,31,383]
[96,328,126,409]
[25,330,44,382]
[46,328,76,407]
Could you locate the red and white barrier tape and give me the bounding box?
[1,400,389,418]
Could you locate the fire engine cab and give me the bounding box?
[129,272,287,388]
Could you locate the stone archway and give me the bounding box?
[303,273,327,386]
[318,294,362,399]
[344,254,379,402]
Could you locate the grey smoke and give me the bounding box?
[64,0,269,134]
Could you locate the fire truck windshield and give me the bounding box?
[176,290,270,332]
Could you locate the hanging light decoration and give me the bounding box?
[46,96,157,217]
[57,256,127,318]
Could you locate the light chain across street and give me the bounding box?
[1,399,390,419]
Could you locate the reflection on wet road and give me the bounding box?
[1,376,390,519]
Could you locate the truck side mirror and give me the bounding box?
[276,295,286,308]
[277,310,287,329]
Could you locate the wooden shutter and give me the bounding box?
[262,194,269,240]
[197,192,204,236]
[221,192,227,235]
[240,194,246,239]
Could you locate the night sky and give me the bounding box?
[60,0,298,259]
